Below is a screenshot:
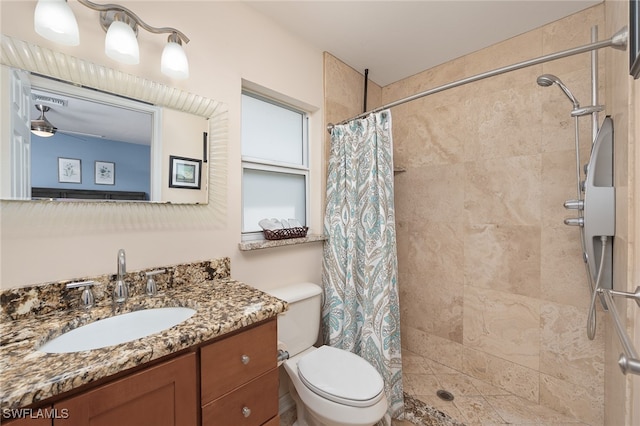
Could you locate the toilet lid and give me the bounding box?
[297,345,385,407]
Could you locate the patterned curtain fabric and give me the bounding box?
[322,110,404,423]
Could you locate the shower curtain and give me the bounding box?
[322,110,403,423]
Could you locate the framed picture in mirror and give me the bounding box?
[58,157,81,183]
[95,161,115,185]
[169,156,201,189]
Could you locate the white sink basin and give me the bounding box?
[38,307,196,353]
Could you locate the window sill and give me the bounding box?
[238,234,327,251]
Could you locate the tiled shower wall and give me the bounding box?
[325,4,607,425]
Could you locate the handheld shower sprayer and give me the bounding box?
[536,74,580,109]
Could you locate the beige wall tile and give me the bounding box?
[395,165,464,224]
[539,224,591,308]
[464,224,541,298]
[485,394,578,424]
[465,27,543,75]
[452,395,506,425]
[462,87,543,163]
[399,221,464,342]
[464,155,541,226]
[540,149,586,227]
[383,56,467,110]
[540,373,604,425]
[392,104,468,168]
[462,347,539,402]
[542,4,604,75]
[404,326,464,371]
[540,302,604,393]
[463,286,540,369]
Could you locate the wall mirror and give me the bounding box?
[1,34,225,205]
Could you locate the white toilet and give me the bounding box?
[266,282,388,426]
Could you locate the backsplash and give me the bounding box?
[0,257,231,320]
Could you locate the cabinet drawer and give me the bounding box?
[201,368,278,426]
[201,319,276,404]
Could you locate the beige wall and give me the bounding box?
[326,5,615,425]
[604,1,640,425]
[161,108,209,204]
[0,1,325,290]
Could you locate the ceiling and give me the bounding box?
[30,87,152,145]
[246,0,602,87]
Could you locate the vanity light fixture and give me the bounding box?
[104,12,140,65]
[34,0,80,46]
[33,0,190,79]
[31,104,58,138]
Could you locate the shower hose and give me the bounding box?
[587,235,608,341]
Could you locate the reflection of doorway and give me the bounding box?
[1,67,32,200]
[27,74,160,200]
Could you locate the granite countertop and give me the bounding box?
[0,277,287,411]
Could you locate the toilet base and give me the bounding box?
[288,381,343,426]
[283,347,388,426]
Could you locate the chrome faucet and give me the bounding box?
[67,280,95,309]
[113,249,129,303]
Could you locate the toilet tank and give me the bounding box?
[265,282,322,357]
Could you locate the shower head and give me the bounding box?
[536,74,580,109]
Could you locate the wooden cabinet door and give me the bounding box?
[53,353,197,426]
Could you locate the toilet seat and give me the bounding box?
[296,345,385,408]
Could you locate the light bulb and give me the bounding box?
[161,38,189,80]
[34,0,80,46]
[105,19,139,65]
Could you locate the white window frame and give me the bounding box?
[241,90,309,241]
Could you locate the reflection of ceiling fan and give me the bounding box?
[30,103,104,139]
[30,104,57,137]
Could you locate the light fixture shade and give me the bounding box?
[161,41,189,80]
[31,104,57,137]
[105,20,140,65]
[34,0,80,46]
[31,127,56,138]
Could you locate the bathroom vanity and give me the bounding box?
[0,258,285,426]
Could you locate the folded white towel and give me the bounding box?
[258,218,284,230]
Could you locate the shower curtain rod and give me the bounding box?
[327,26,628,131]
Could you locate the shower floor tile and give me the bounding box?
[396,350,591,426]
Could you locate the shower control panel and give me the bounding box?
[563,117,615,291]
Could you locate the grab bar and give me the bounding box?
[600,288,640,375]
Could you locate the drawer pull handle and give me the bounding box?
[242,406,251,418]
[241,354,250,365]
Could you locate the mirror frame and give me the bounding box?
[0,34,228,209]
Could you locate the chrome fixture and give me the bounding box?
[571,105,604,117]
[603,286,640,307]
[328,26,628,131]
[33,0,190,79]
[536,74,580,108]
[600,289,640,375]
[536,74,605,118]
[66,280,95,309]
[31,104,57,137]
[144,269,165,297]
[113,249,129,303]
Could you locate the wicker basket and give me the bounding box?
[263,226,309,240]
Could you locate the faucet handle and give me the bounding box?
[66,280,95,309]
[145,269,166,277]
[144,269,165,296]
